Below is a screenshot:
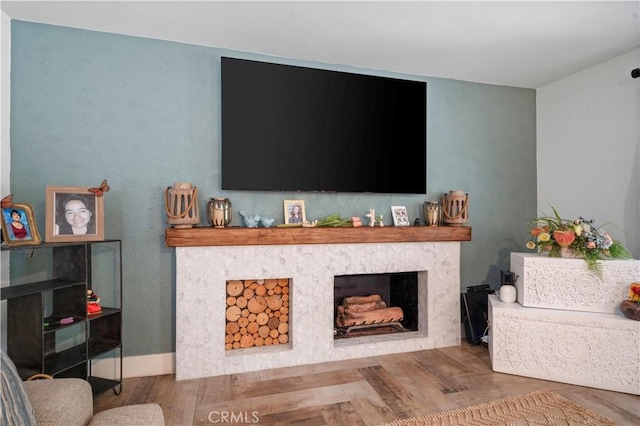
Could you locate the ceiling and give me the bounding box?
[2,1,639,89]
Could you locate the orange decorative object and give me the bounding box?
[88,179,110,197]
[1,194,14,208]
[628,282,640,303]
[620,283,640,321]
[553,230,575,248]
[87,303,102,315]
[87,289,102,316]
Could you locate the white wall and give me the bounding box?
[1,11,11,349]
[1,12,9,198]
[537,49,640,258]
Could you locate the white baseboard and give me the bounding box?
[92,352,175,379]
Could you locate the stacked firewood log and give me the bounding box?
[225,278,289,349]
[336,294,403,328]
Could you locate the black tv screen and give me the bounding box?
[221,57,427,194]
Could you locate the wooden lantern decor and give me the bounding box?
[164,182,199,228]
[441,190,469,226]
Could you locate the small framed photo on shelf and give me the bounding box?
[283,200,306,225]
[45,186,104,242]
[391,206,411,226]
[1,202,42,246]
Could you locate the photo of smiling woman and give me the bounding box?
[45,186,105,243]
[55,194,95,235]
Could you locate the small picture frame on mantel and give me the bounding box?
[283,200,306,225]
[45,186,104,242]
[391,206,411,227]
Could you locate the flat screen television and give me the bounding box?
[221,57,427,194]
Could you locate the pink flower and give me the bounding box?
[587,241,596,249]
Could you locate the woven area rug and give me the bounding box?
[379,389,616,426]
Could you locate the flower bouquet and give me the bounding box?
[526,206,632,274]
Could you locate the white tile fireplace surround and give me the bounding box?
[169,227,471,380]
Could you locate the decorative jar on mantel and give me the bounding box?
[164,182,199,228]
[423,201,441,226]
[441,190,469,226]
[207,197,232,228]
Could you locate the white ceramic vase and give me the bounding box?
[499,284,517,303]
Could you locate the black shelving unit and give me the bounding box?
[1,240,122,396]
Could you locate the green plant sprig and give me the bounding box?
[315,214,353,227]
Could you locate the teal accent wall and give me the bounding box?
[9,21,536,357]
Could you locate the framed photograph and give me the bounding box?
[391,206,411,226]
[45,186,104,242]
[283,200,306,225]
[1,203,42,246]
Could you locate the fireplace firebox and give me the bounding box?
[334,272,419,338]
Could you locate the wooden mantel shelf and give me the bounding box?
[165,225,471,247]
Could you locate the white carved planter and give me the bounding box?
[511,252,640,314]
[489,295,640,395]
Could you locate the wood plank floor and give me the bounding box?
[94,344,640,425]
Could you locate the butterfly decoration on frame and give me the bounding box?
[1,194,14,209]
[88,180,110,197]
